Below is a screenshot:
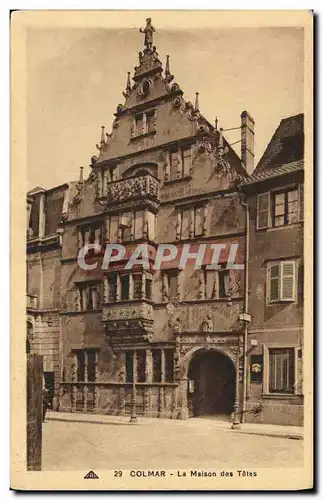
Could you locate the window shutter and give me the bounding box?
[269,264,280,302]
[170,152,178,181]
[94,227,101,253]
[257,192,271,229]
[92,285,100,309]
[134,211,144,239]
[181,209,191,239]
[183,148,192,176]
[194,206,203,236]
[104,218,110,243]
[299,184,304,221]
[168,274,178,300]
[205,270,217,299]
[280,261,296,301]
[110,215,118,243]
[83,229,90,246]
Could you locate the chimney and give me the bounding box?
[241,111,255,174]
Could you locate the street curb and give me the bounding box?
[47,416,304,440]
[234,430,304,440]
[48,417,136,426]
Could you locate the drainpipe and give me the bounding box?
[240,197,250,423]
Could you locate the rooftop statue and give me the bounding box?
[139,18,156,50]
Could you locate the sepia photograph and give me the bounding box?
[11,9,313,491]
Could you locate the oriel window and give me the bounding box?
[120,274,129,300]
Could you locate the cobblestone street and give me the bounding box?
[42,414,303,471]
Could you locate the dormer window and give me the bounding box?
[165,147,192,182]
[131,110,156,139]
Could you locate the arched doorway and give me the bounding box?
[187,349,236,418]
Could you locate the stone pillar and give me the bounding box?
[75,287,82,311]
[176,210,181,240]
[164,152,170,181]
[105,217,110,243]
[202,204,208,236]
[131,116,136,138]
[116,274,121,301]
[199,269,205,299]
[102,169,109,196]
[103,276,108,302]
[189,207,194,238]
[145,349,153,383]
[177,377,189,420]
[129,273,134,300]
[177,148,182,178]
[141,272,146,299]
[133,350,137,383]
[143,210,148,239]
[84,229,90,246]
[94,227,101,248]
[142,112,147,135]
[162,273,169,302]
[117,214,122,243]
[161,349,165,383]
[77,230,82,250]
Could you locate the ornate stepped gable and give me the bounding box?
[89,18,244,185]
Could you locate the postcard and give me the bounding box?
[11,9,313,491]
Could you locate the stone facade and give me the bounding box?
[26,22,304,426]
[240,114,304,426]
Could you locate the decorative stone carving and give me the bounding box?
[196,131,234,178]
[138,78,152,96]
[103,301,153,322]
[60,212,68,223]
[60,293,68,313]
[105,174,159,206]
[173,97,182,108]
[91,155,98,166]
[133,46,162,81]
[69,182,83,208]
[201,313,213,332]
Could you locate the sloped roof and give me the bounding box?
[255,113,304,173]
[27,185,45,195]
[240,159,304,186]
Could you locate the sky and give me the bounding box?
[26,17,304,190]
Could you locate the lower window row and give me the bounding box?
[250,346,302,395]
[125,349,175,383]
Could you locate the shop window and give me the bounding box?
[268,348,295,394]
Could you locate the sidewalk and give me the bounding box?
[47,411,304,440]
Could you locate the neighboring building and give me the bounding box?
[26,21,304,426]
[26,183,75,409]
[241,114,304,426]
